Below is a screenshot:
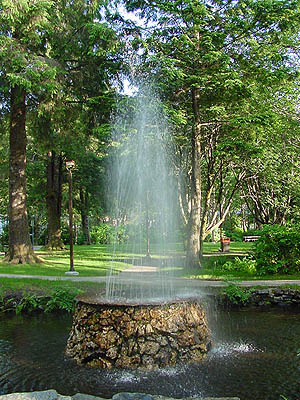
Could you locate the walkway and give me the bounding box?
[1,251,300,287]
[0,272,300,288]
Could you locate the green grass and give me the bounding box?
[181,269,300,281]
[0,241,251,277]
[0,277,105,295]
[0,241,299,283]
[0,245,130,277]
[202,241,253,254]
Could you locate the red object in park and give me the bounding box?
[220,237,230,252]
[221,237,230,243]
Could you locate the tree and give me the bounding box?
[46,0,123,245]
[2,0,123,253]
[125,0,300,266]
[242,86,300,225]
[0,0,60,263]
[46,150,65,249]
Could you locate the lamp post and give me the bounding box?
[65,160,79,275]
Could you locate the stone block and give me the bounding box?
[65,297,211,369]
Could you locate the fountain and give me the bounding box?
[65,89,211,369]
[65,295,211,369]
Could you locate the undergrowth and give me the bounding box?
[0,286,82,314]
[222,283,254,305]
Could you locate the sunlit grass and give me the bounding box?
[0,277,105,294]
[0,241,254,277]
[0,245,130,277]
[1,241,298,282]
[202,241,254,254]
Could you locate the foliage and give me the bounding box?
[216,257,257,275]
[253,224,300,275]
[127,0,300,263]
[0,286,12,313]
[1,286,81,314]
[44,287,81,313]
[15,292,41,314]
[223,215,245,242]
[90,224,128,244]
[242,119,300,225]
[223,283,253,306]
[245,229,264,237]
[224,228,244,242]
[0,225,9,249]
[90,224,114,244]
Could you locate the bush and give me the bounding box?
[16,292,41,314]
[90,224,129,244]
[253,224,300,275]
[90,224,114,244]
[224,229,244,242]
[0,287,81,314]
[216,256,257,275]
[222,283,253,305]
[222,215,244,242]
[44,287,80,313]
[0,225,9,249]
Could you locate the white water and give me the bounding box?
[105,88,181,302]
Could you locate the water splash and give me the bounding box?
[106,87,181,302]
[210,340,263,358]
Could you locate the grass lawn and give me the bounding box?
[0,277,105,297]
[0,242,252,277]
[0,241,299,283]
[0,245,130,277]
[179,264,300,281]
[202,241,253,254]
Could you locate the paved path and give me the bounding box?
[0,272,299,288]
[1,252,300,287]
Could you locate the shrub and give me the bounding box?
[0,225,9,249]
[253,224,300,275]
[90,224,129,244]
[223,215,244,241]
[224,229,244,242]
[216,256,257,275]
[113,224,129,243]
[16,292,41,314]
[223,283,253,305]
[0,287,81,314]
[44,287,81,313]
[90,224,114,244]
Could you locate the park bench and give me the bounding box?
[243,235,260,242]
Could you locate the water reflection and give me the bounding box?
[0,308,300,399]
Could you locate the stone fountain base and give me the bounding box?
[65,295,211,369]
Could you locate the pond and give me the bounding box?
[0,306,300,400]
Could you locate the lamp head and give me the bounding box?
[65,160,75,171]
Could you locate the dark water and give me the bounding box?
[0,307,300,400]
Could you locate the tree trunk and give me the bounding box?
[199,186,214,255]
[186,87,202,268]
[80,187,91,245]
[46,151,65,250]
[5,85,42,264]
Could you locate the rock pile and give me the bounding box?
[250,288,300,307]
[65,296,211,369]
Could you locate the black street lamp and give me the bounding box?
[65,160,79,275]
